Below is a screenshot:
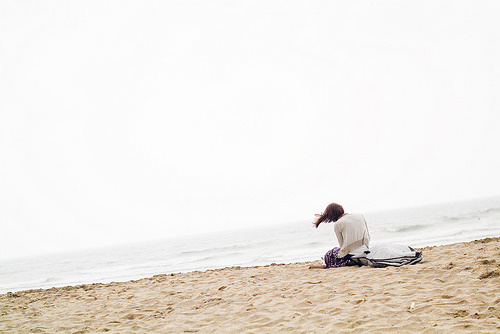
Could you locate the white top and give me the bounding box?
[334,213,371,257]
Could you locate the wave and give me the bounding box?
[191,251,245,264]
[441,215,462,221]
[44,277,60,283]
[303,241,325,247]
[177,241,267,257]
[483,207,500,214]
[440,205,500,221]
[384,224,429,233]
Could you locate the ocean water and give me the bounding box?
[1,196,499,294]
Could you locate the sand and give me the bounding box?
[1,238,499,333]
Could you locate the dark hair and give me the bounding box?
[314,203,344,228]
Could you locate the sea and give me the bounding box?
[1,196,499,294]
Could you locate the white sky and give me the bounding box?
[1,1,499,259]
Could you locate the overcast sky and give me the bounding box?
[1,1,499,259]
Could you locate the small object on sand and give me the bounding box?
[410,302,415,311]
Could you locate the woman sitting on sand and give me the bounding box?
[312,202,370,269]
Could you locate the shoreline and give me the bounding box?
[1,237,499,333]
[2,235,497,295]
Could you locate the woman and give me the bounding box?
[311,202,370,269]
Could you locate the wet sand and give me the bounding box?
[1,237,499,333]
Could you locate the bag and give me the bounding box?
[349,244,423,268]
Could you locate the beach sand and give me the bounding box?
[1,238,499,333]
